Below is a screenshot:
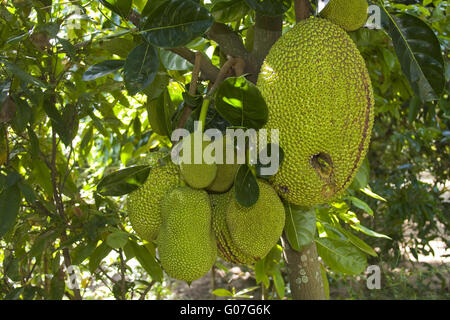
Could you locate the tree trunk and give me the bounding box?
[282,236,326,300]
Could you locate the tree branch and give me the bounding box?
[282,236,326,300]
[206,22,257,78]
[250,13,283,82]
[294,0,312,22]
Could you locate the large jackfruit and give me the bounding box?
[210,192,257,264]
[257,18,374,207]
[157,186,217,282]
[320,0,368,31]
[127,161,181,241]
[179,132,217,189]
[226,180,285,259]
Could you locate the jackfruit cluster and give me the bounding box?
[127,161,181,241]
[319,0,368,31]
[257,17,374,207]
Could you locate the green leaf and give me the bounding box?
[234,164,259,207]
[284,204,316,251]
[99,0,132,17]
[212,288,233,297]
[72,240,98,265]
[0,59,46,88]
[4,255,21,281]
[28,231,58,258]
[11,98,32,134]
[380,8,445,101]
[254,258,270,288]
[211,0,250,23]
[347,196,373,216]
[124,43,159,96]
[315,238,367,275]
[215,76,268,129]
[89,241,112,273]
[272,267,285,299]
[244,0,291,16]
[147,88,174,137]
[106,231,129,249]
[57,37,77,60]
[128,240,163,282]
[350,222,392,240]
[359,187,387,202]
[97,165,151,196]
[349,157,369,190]
[320,262,329,300]
[159,49,193,71]
[142,71,170,100]
[142,0,213,48]
[82,60,125,81]
[50,274,65,300]
[341,229,377,257]
[0,184,21,238]
[120,141,134,166]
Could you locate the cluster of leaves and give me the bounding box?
[0,0,448,300]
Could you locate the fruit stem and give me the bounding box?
[198,97,211,133]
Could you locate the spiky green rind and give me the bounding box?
[210,192,258,264]
[226,180,285,259]
[320,0,368,31]
[127,161,181,241]
[257,18,374,207]
[158,187,217,282]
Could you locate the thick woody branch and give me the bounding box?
[251,12,283,81]
[206,22,257,78]
[282,236,326,300]
[294,0,312,22]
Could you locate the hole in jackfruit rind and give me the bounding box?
[310,152,334,181]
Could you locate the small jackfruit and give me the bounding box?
[210,192,257,264]
[126,161,181,241]
[179,132,218,189]
[320,0,368,31]
[206,136,240,193]
[257,18,374,207]
[226,180,285,259]
[157,186,217,282]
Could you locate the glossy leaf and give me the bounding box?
[147,88,174,137]
[123,43,159,96]
[244,0,291,16]
[0,59,46,88]
[106,231,129,249]
[142,0,213,48]
[284,204,316,251]
[211,0,250,23]
[0,184,21,238]
[380,8,445,101]
[82,60,125,81]
[97,165,151,196]
[128,241,163,282]
[159,49,192,71]
[99,0,132,17]
[316,238,367,275]
[215,76,268,129]
[89,242,113,273]
[234,164,259,207]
